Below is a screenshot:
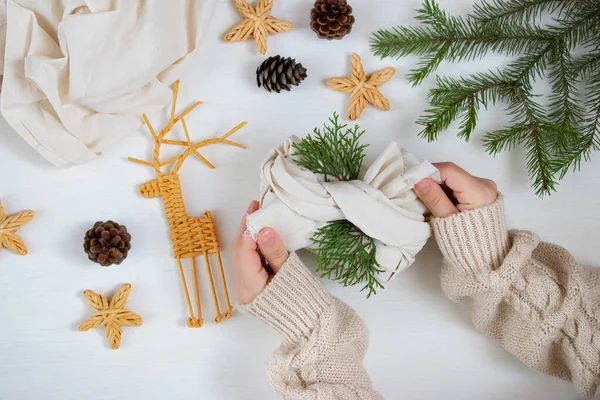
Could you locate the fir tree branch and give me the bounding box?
[458,95,479,140]
[370,23,551,62]
[546,7,600,49]
[504,43,553,84]
[552,74,600,177]
[551,117,600,179]
[370,26,446,59]
[417,73,512,141]
[420,13,592,165]
[473,0,570,26]
[371,0,554,84]
[483,125,529,154]
[508,86,542,135]
[545,123,583,154]
[570,50,600,78]
[525,126,557,195]
[547,42,583,127]
[507,86,558,195]
[584,73,600,151]
[291,113,368,182]
[408,42,451,85]
[370,0,600,196]
[310,220,385,298]
[418,49,555,144]
[582,103,600,150]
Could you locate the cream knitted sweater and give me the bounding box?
[238,252,382,399]
[239,197,599,399]
[434,197,600,399]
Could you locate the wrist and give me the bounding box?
[237,252,331,345]
[432,195,510,274]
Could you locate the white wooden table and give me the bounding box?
[1,1,598,399]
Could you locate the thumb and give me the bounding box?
[257,228,289,273]
[414,178,459,218]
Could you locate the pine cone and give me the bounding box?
[310,0,355,40]
[256,56,307,93]
[83,221,132,266]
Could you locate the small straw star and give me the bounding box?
[79,283,143,349]
[327,53,396,120]
[224,0,292,55]
[0,201,35,256]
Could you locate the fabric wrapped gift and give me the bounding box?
[0,0,217,167]
[246,137,441,281]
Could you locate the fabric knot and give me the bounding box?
[246,136,440,280]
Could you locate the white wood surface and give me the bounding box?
[1,1,598,399]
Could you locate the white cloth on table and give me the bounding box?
[246,136,441,281]
[0,0,217,167]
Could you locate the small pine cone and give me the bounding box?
[256,55,307,93]
[310,0,355,40]
[83,221,132,267]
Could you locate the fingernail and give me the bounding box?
[259,229,276,246]
[247,202,254,213]
[415,180,431,193]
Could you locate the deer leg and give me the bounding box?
[215,251,233,319]
[190,257,204,327]
[176,258,202,328]
[203,252,223,323]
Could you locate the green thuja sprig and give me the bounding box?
[292,112,367,182]
[310,220,384,298]
[291,114,384,297]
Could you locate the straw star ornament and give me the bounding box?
[224,0,292,55]
[0,201,35,256]
[327,53,396,120]
[79,283,142,349]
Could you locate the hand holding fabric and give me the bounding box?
[414,162,498,217]
[232,201,289,304]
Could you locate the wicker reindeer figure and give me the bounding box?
[129,81,247,327]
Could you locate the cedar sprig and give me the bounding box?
[292,112,368,181]
[370,0,600,196]
[310,220,384,298]
[292,114,384,297]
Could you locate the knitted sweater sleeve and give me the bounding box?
[237,252,382,400]
[433,196,600,399]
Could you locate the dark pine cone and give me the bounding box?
[256,55,307,93]
[83,221,132,267]
[310,0,355,40]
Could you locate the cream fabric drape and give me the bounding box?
[0,0,217,167]
[246,137,441,281]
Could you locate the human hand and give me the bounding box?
[414,162,498,218]
[232,200,290,304]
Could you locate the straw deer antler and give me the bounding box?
[128,80,246,327]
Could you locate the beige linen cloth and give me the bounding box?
[246,137,441,280]
[0,0,217,167]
